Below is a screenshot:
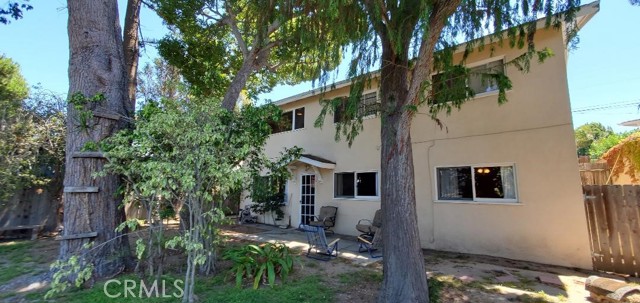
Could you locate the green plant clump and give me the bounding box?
[222,242,296,289]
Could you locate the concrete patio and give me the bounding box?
[220,223,383,266]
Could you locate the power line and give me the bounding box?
[572,99,640,113]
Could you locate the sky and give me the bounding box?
[0,1,638,132]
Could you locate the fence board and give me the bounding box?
[610,185,633,272]
[624,185,640,276]
[584,185,640,277]
[593,185,613,271]
[606,186,624,273]
[584,186,601,265]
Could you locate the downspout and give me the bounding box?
[425,140,436,244]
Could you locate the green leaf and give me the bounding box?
[267,261,275,287]
[253,265,265,289]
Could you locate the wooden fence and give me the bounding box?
[579,162,611,185]
[583,185,640,276]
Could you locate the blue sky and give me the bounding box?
[1,1,637,132]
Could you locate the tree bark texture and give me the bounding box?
[377,41,430,303]
[221,60,253,111]
[123,0,141,113]
[61,0,130,278]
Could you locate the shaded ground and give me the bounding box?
[0,223,618,302]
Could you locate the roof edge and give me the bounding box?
[270,1,600,108]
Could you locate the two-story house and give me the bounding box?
[243,2,599,269]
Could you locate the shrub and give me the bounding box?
[222,243,295,289]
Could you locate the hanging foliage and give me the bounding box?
[601,132,640,183]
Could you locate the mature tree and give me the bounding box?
[60,0,141,278]
[575,122,614,156]
[151,0,353,109]
[0,55,30,201]
[308,1,584,302]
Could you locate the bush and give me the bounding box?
[222,243,295,289]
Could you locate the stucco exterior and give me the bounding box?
[242,9,599,269]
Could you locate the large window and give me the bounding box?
[334,92,380,123]
[334,171,378,198]
[270,107,305,133]
[430,58,505,105]
[436,164,517,203]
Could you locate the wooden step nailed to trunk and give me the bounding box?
[93,111,121,121]
[64,186,99,193]
[71,151,106,159]
[56,232,98,241]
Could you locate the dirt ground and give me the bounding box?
[0,224,616,302]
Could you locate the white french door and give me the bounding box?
[300,174,316,225]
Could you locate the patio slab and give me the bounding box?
[221,223,383,266]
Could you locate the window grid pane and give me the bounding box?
[294,108,305,129]
[437,167,473,200]
[334,173,355,197]
[356,172,377,196]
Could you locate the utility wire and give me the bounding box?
[572,99,640,113]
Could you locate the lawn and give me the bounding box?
[0,226,590,303]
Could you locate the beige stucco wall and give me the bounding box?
[242,27,592,269]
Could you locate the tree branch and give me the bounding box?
[266,18,281,36]
[223,5,249,58]
[406,0,461,107]
[362,0,387,37]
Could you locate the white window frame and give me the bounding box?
[272,106,305,134]
[434,162,518,204]
[333,170,380,200]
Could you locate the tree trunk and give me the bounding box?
[377,42,430,303]
[60,0,130,278]
[123,0,141,114]
[221,60,253,111]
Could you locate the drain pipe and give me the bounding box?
[425,140,436,244]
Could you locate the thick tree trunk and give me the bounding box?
[123,0,141,113]
[377,44,430,303]
[60,0,130,278]
[221,61,253,111]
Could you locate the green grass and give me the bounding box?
[200,275,333,303]
[337,269,382,286]
[428,276,445,303]
[43,274,334,303]
[0,241,39,284]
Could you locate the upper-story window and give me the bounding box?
[334,92,380,123]
[271,107,305,133]
[430,58,505,105]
